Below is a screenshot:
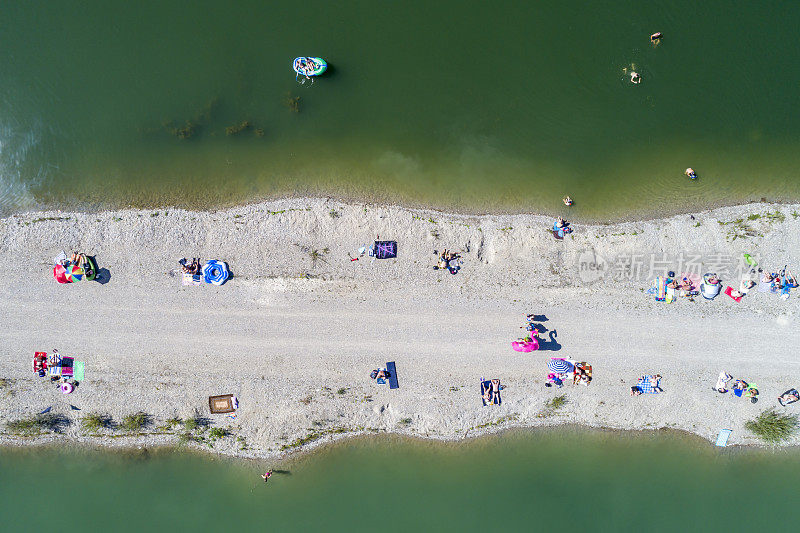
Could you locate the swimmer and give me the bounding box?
[262,469,273,482]
[563,196,573,206]
[630,71,642,84]
[650,32,662,44]
[685,167,697,179]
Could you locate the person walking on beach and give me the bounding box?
[262,469,273,483]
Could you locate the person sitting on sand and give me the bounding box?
[779,389,800,406]
[649,374,663,392]
[667,279,679,289]
[730,288,745,298]
[762,271,777,283]
[786,271,799,288]
[706,274,720,285]
[733,379,747,392]
[744,387,759,402]
[630,386,642,396]
[630,71,642,84]
[679,277,693,291]
[715,371,732,393]
[741,279,756,291]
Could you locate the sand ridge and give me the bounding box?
[1,198,799,456]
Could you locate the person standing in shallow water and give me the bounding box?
[262,469,273,483]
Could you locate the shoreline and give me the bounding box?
[2,197,800,458]
[6,192,799,225]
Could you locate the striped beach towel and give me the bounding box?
[654,277,666,301]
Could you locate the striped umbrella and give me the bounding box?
[202,260,230,286]
[547,358,574,374]
[64,265,84,283]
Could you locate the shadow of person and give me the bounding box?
[271,469,291,475]
[538,330,562,351]
[94,268,111,284]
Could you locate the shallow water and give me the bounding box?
[2,429,799,531]
[1,1,799,219]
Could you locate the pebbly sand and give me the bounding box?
[1,198,799,457]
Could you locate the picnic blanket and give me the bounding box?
[715,429,733,447]
[637,375,660,394]
[371,241,397,259]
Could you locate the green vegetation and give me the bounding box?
[6,413,66,435]
[329,208,340,218]
[183,417,200,431]
[81,413,112,432]
[208,427,228,440]
[337,387,348,395]
[537,395,568,418]
[280,426,359,451]
[120,412,150,432]
[32,217,70,223]
[156,417,182,432]
[283,92,301,112]
[225,120,251,135]
[745,409,799,444]
[399,418,413,426]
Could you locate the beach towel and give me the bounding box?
[372,241,397,259]
[637,375,660,394]
[73,361,85,381]
[182,273,202,286]
[724,286,742,302]
[480,379,492,406]
[715,429,732,447]
[209,394,237,414]
[386,361,399,389]
[654,276,666,301]
[61,357,74,377]
[665,286,676,303]
[758,280,777,294]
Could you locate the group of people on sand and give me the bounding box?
[434,249,461,274]
[714,372,760,402]
[630,374,663,396]
[481,379,501,405]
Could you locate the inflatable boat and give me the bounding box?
[293,57,327,77]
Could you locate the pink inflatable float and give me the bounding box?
[511,337,539,352]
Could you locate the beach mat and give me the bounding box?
[724,286,742,302]
[386,361,399,389]
[481,380,489,406]
[655,276,666,301]
[73,361,85,381]
[208,394,236,414]
[758,280,776,293]
[715,429,732,447]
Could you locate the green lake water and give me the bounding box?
[2,429,800,531]
[1,1,799,220]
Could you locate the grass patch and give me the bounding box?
[81,413,112,432]
[337,387,348,395]
[6,413,68,435]
[208,427,229,439]
[537,395,568,418]
[280,426,360,451]
[399,418,413,426]
[0,378,14,388]
[32,217,70,223]
[745,409,799,444]
[120,412,150,432]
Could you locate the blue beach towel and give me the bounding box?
[715,429,732,447]
[386,361,399,389]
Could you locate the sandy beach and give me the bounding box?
[1,198,799,456]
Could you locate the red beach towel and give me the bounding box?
[724,286,742,302]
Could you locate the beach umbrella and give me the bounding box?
[64,265,84,283]
[547,358,574,374]
[202,260,230,286]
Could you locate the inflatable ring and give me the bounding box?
[61,382,74,394]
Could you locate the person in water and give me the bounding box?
[630,71,642,84]
[650,32,662,45]
[563,196,573,206]
[685,168,697,179]
[262,469,273,483]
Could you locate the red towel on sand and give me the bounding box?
[724,286,742,302]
